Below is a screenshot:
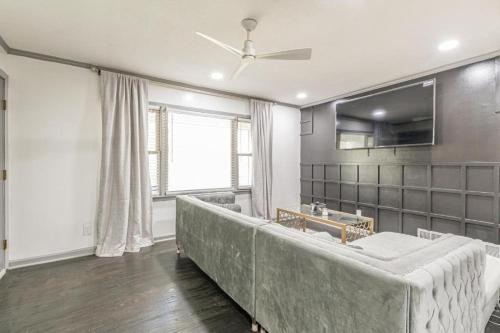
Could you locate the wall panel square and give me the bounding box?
[431,217,461,235]
[313,181,324,197]
[300,121,313,136]
[325,182,339,199]
[403,189,427,212]
[359,165,378,184]
[466,166,495,192]
[466,194,494,222]
[313,165,324,179]
[380,165,402,185]
[431,191,461,217]
[301,165,312,179]
[378,209,399,232]
[325,165,339,180]
[358,205,375,219]
[300,195,310,204]
[341,184,356,202]
[403,213,427,236]
[326,199,339,211]
[359,185,377,204]
[340,202,356,214]
[404,165,427,187]
[379,187,399,208]
[432,165,461,189]
[465,223,497,243]
[340,165,357,182]
[301,181,312,195]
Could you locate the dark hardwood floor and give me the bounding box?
[0,241,251,333]
[1,240,499,333]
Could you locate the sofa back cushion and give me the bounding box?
[254,223,410,333]
[176,195,267,317]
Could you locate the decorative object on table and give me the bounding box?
[310,201,326,216]
[322,207,329,217]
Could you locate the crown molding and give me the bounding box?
[0,33,300,109]
[3,32,499,110]
[0,34,10,53]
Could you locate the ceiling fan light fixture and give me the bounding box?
[438,39,459,51]
[210,72,224,80]
[196,18,312,80]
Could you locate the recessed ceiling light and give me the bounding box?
[296,92,307,99]
[373,109,386,117]
[183,93,194,101]
[438,39,459,51]
[211,72,224,80]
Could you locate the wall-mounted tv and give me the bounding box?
[335,79,435,149]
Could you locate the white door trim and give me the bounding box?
[0,67,9,273]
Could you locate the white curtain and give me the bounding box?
[95,71,153,257]
[251,99,273,219]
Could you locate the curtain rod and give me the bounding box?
[90,66,286,107]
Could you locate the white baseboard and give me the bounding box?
[0,268,5,280]
[154,234,176,243]
[8,234,177,269]
[9,247,96,269]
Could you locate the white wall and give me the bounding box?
[4,55,101,261]
[0,52,300,263]
[272,105,301,215]
[149,84,250,115]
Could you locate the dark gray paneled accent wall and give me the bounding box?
[301,57,500,244]
[301,162,499,244]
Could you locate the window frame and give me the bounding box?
[149,102,252,198]
[147,105,162,196]
[235,118,252,190]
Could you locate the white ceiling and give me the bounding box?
[1,0,499,106]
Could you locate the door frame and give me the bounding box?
[0,66,9,276]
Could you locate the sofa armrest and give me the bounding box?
[213,203,242,213]
[194,192,236,204]
[404,240,486,333]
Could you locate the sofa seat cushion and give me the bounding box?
[485,254,500,302]
[310,231,340,243]
[350,232,431,259]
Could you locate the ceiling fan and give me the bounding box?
[196,18,312,79]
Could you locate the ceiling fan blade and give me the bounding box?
[232,58,253,80]
[195,32,243,57]
[257,48,312,60]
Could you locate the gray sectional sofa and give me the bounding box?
[176,193,500,333]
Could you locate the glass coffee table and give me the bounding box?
[276,204,374,244]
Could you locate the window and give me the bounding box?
[148,104,252,196]
[168,112,232,191]
[237,120,252,187]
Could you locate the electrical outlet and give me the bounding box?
[82,224,92,236]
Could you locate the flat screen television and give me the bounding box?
[335,79,435,149]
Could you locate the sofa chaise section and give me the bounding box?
[254,223,411,333]
[254,225,489,333]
